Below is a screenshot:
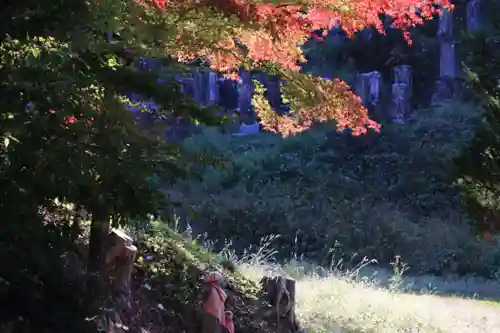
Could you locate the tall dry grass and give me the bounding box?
[238,261,500,333]
[229,245,500,333]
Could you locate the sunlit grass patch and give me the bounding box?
[236,259,500,333]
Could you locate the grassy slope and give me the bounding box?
[121,224,500,333]
[120,223,276,333]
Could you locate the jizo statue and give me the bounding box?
[202,272,228,333]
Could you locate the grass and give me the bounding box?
[126,224,500,333]
[479,299,500,307]
[237,259,500,333]
[121,223,274,333]
[212,234,500,333]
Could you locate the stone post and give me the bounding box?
[432,7,458,105]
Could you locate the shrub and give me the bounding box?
[454,17,500,234]
[0,218,97,333]
[237,257,500,333]
[168,102,500,277]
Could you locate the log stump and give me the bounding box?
[105,228,137,302]
[260,276,303,333]
[74,228,137,304]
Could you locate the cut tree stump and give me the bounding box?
[260,276,303,333]
[106,228,138,301]
[74,228,137,302]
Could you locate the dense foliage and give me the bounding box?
[0,2,175,330]
[0,0,480,330]
[0,0,215,330]
[454,0,500,235]
[303,18,440,110]
[167,102,500,278]
[136,0,450,136]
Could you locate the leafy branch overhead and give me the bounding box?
[0,1,453,326]
[104,0,451,136]
[0,0,452,226]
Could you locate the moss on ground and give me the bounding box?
[120,223,276,333]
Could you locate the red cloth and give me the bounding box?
[203,272,227,323]
[223,312,234,333]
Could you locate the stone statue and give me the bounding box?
[356,71,381,106]
[391,83,408,124]
[202,272,227,333]
[394,65,412,99]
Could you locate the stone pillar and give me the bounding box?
[432,7,458,105]
[237,71,254,116]
[193,70,206,105]
[207,71,219,105]
[390,83,411,124]
[392,65,412,122]
[218,77,239,111]
[176,75,195,99]
[394,65,412,98]
[355,71,381,117]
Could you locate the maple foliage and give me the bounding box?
[128,0,451,136]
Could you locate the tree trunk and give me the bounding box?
[87,206,110,278]
[71,204,82,242]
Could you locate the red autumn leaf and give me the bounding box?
[130,0,451,136]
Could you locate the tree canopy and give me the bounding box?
[120,0,450,135]
[0,0,457,330]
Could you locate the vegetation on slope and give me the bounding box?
[165,102,500,278]
[455,6,500,235]
[106,223,500,333]
[117,222,277,333]
[129,223,500,333]
[4,0,500,331]
[240,259,500,333]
